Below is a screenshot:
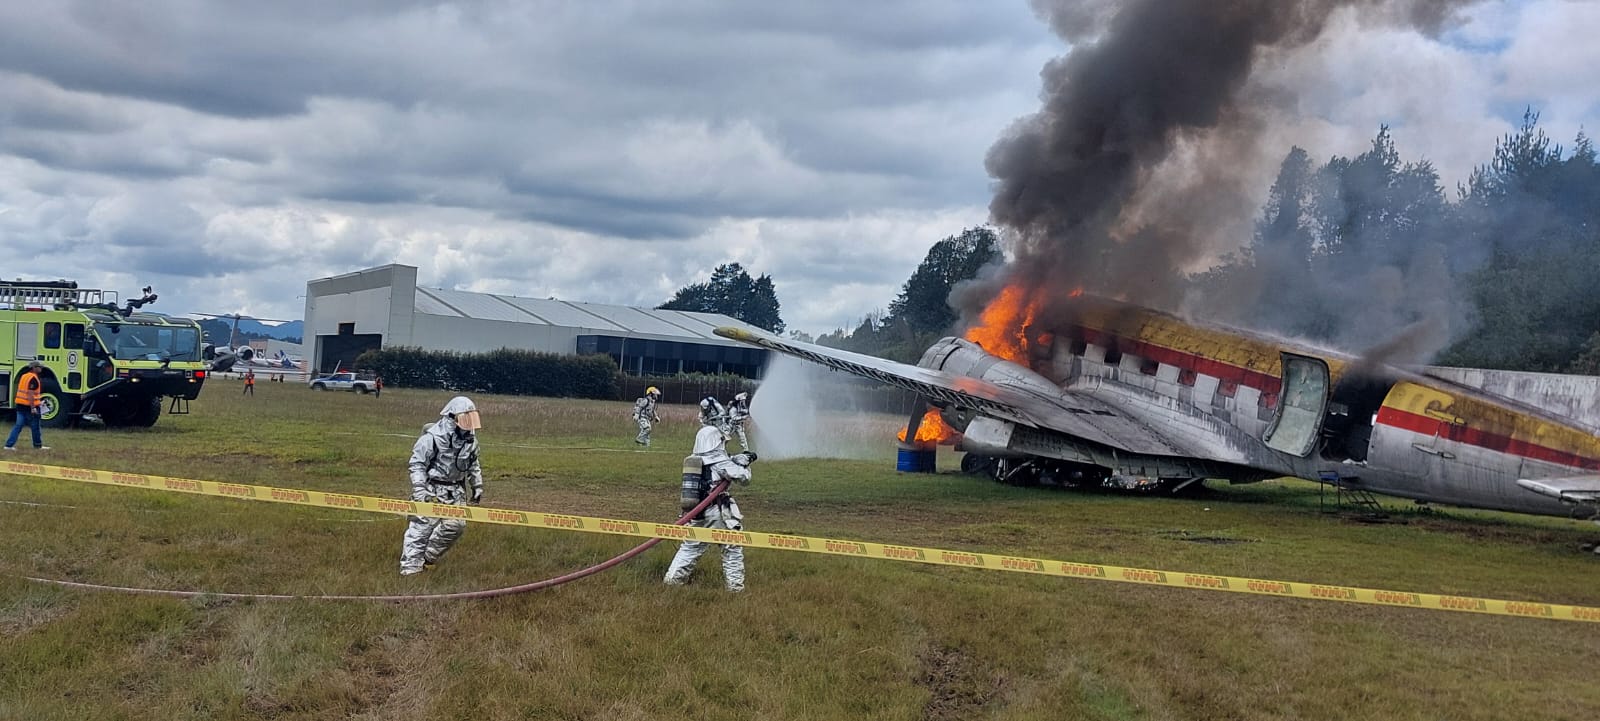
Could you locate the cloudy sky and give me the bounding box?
[1,0,1596,336]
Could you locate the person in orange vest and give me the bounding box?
[6,360,50,451]
[243,370,255,396]
[375,375,383,398]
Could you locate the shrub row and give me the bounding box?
[354,347,619,399]
[619,371,919,415]
[355,346,922,414]
[619,374,756,406]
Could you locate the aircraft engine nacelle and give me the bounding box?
[957,416,1020,456]
[918,337,1064,400]
[235,346,255,363]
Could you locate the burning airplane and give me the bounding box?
[723,1,1600,525]
[717,291,1600,523]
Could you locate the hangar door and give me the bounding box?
[317,329,382,374]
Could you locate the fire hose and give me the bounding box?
[22,479,732,602]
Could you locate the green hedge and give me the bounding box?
[619,371,919,415]
[619,374,756,406]
[353,347,619,399]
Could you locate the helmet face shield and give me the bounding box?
[454,410,482,431]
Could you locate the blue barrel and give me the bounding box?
[896,447,936,473]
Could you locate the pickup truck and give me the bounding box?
[308,372,378,393]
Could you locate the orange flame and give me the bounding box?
[963,284,1048,364]
[898,409,960,445]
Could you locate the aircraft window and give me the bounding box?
[1177,369,1197,386]
[1092,410,1114,416]
[1139,358,1159,375]
[1068,339,1087,356]
[1104,348,1123,365]
[1218,379,1238,397]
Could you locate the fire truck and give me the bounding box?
[0,281,208,428]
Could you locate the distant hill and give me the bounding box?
[236,318,303,342]
[196,317,303,346]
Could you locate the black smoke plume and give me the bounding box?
[970,0,1474,360]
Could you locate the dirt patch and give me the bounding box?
[917,646,1007,721]
[1154,529,1258,545]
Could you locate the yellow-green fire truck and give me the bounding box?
[1,282,208,428]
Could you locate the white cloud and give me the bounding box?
[0,0,1595,339]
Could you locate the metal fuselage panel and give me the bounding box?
[1361,381,1596,517]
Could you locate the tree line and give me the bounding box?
[819,113,1600,375]
[1193,111,1600,373]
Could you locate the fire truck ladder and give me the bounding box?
[1318,471,1389,520]
[0,283,112,310]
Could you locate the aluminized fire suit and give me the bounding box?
[727,392,751,452]
[664,425,753,592]
[698,396,726,429]
[400,396,484,575]
[634,389,661,447]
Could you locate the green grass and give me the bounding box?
[1,384,1598,720]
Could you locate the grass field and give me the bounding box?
[2,383,1599,720]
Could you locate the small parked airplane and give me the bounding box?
[235,349,303,372]
[717,292,1600,526]
[193,312,303,375]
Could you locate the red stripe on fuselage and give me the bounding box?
[1077,327,1282,396]
[1375,407,1600,471]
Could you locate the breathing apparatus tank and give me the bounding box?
[680,454,708,512]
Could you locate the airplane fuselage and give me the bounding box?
[918,300,1598,520]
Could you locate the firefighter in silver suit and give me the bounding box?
[665,424,754,592]
[698,395,726,428]
[726,391,751,452]
[634,386,662,446]
[400,396,484,575]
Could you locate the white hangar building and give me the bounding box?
[303,264,770,377]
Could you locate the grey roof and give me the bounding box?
[413,286,761,344]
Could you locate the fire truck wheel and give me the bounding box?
[130,397,162,427]
[36,380,75,429]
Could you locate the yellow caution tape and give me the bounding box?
[6,460,1599,622]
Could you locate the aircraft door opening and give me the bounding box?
[1265,354,1330,457]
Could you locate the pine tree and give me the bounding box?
[659,263,785,333]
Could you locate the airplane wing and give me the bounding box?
[715,327,1198,457]
[1517,476,1600,505]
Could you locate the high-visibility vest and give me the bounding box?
[14,371,41,407]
